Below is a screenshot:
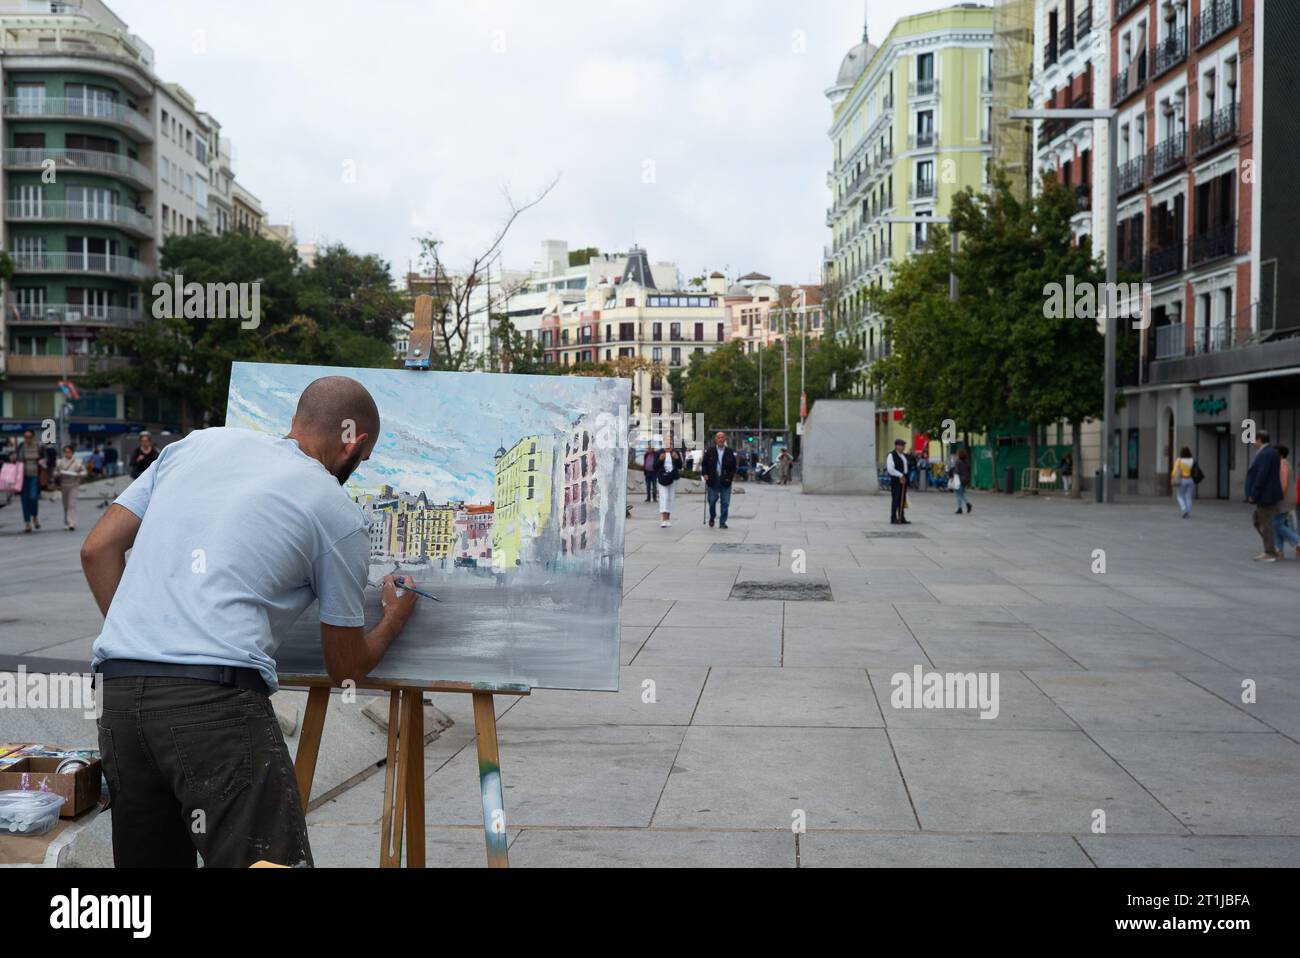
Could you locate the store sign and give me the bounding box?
[1194,394,1228,420]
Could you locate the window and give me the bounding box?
[14,83,46,115]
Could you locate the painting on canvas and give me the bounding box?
[226,362,629,692]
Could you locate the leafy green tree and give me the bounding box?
[670,341,761,431]
[297,243,406,343]
[568,247,600,267]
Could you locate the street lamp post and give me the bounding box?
[1011,106,1119,503]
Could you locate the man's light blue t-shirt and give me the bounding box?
[91,427,370,692]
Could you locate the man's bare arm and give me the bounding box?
[80,504,143,617]
[319,577,417,686]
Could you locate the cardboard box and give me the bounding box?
[0,757,101,818]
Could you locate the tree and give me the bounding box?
[869,171,1105,494]
[415,176,559,371]
[568,247,600,267]
[489,314,552,375]
[670,341,760,431]
[91,233,403,428]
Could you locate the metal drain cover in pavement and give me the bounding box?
[863,530,927,539]
[708,542,780,555]
[730,581,834,601]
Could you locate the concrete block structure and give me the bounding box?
[800,399,878,495]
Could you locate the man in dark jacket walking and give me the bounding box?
[1246,431,1283,561]
[642,446,658,503]
[701,431,737,528]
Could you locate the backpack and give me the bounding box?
[1191,460,1205,485]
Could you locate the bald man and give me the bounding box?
[81,376,417,867]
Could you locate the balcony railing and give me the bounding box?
[5,200,153,234]
[1152,30,1188,78]
[1112,52,1147,105]
[1146,240,1184,279]
[4,354,130,376]
[1077,7,1093,40]
[1115,0,1144,21]
[1074,183,1092,212]
[4,301,143,327]
[1061,23,1076,54]
[1154,323,1187,360]
[909,180,936,201]
[908,78,938,98]
[907,131,938,150]
[10,250,149,279]
[2,96,153,139]
[1190,221,1237,265]
[1150,132,1187,178]
[1191,102,1240,157]
[1117,154,1147,196]
[4,148,152,189]
[1119,248,1145,275]
[1044,40,1058,67]
[1195,0,1240,48]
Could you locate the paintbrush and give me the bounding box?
[372,575,442,602]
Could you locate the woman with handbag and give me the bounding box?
[952,449,972,515]
[655,438,684,529]
[55,444,87,531]
[15,428,44,532]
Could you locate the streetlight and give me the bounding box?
[793,286,808,432]
[1010,106,1119,504]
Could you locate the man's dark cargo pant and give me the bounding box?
[97,677,313,868]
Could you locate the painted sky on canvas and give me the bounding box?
[227,363,626,503]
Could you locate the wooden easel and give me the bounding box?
[289,675,530,868]
[289,298,530,867]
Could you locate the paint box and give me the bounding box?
[0,756,102,818]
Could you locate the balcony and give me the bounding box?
[1152,30,1188,78]
[4,301,143,327]
[2,96,153,140]
[4,148,152,191]
[1044,40,1058,67]
[5,200,153,238]
[1077,7,1093,40]
[4,354,130,376]
[907,131,938,151]
[1191,102,1240,157]
[1061,23,1076,54]
[1190,221,1237,265]
[1117,154,1147,196]
[1115,0,1144,21]
[1195,0,1240,48]
[1146,240,1184,279]
[10,250,150,279]
[1154,323,1187,360]
[1118,246,1145,275]
[909,180,936,202]
[1149,132,1187,179]
[908,78,938,98]
[1112,53,1147,105]
[1073,183,1092,212]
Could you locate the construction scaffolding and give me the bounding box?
[992,0,1035,200]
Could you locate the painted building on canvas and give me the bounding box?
[492,435,554,569]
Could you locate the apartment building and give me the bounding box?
[824,4,995,453]
[0,0,268,446]
[1111,0,1299,500]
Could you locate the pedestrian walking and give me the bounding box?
[778,448,793,485]
[1061,453,1074,495]
[129,431,159,480]
[951,449,972,515]
[1272,446,1299,558]
[918,450,932,490]
[55,444,86,531]
[104,445,120,478]
[16,428,44,532]
[702,431,737,529]
[642,445,658,503]
[1246,430,1283,561]
[887,439,910,525]
[90,446,104,479]
[655,438,683,528]
[1170,446,1197,518]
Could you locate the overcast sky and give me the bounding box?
[113,0,938,286]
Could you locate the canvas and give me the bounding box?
[226,362,629,692]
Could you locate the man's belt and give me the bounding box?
[95,659,270,697]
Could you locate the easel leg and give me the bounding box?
[403,690,426,868]
[295,686,331,813]
[473,692,509,868]
[380,690,405,867]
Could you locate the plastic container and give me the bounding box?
[0,790,67,835]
